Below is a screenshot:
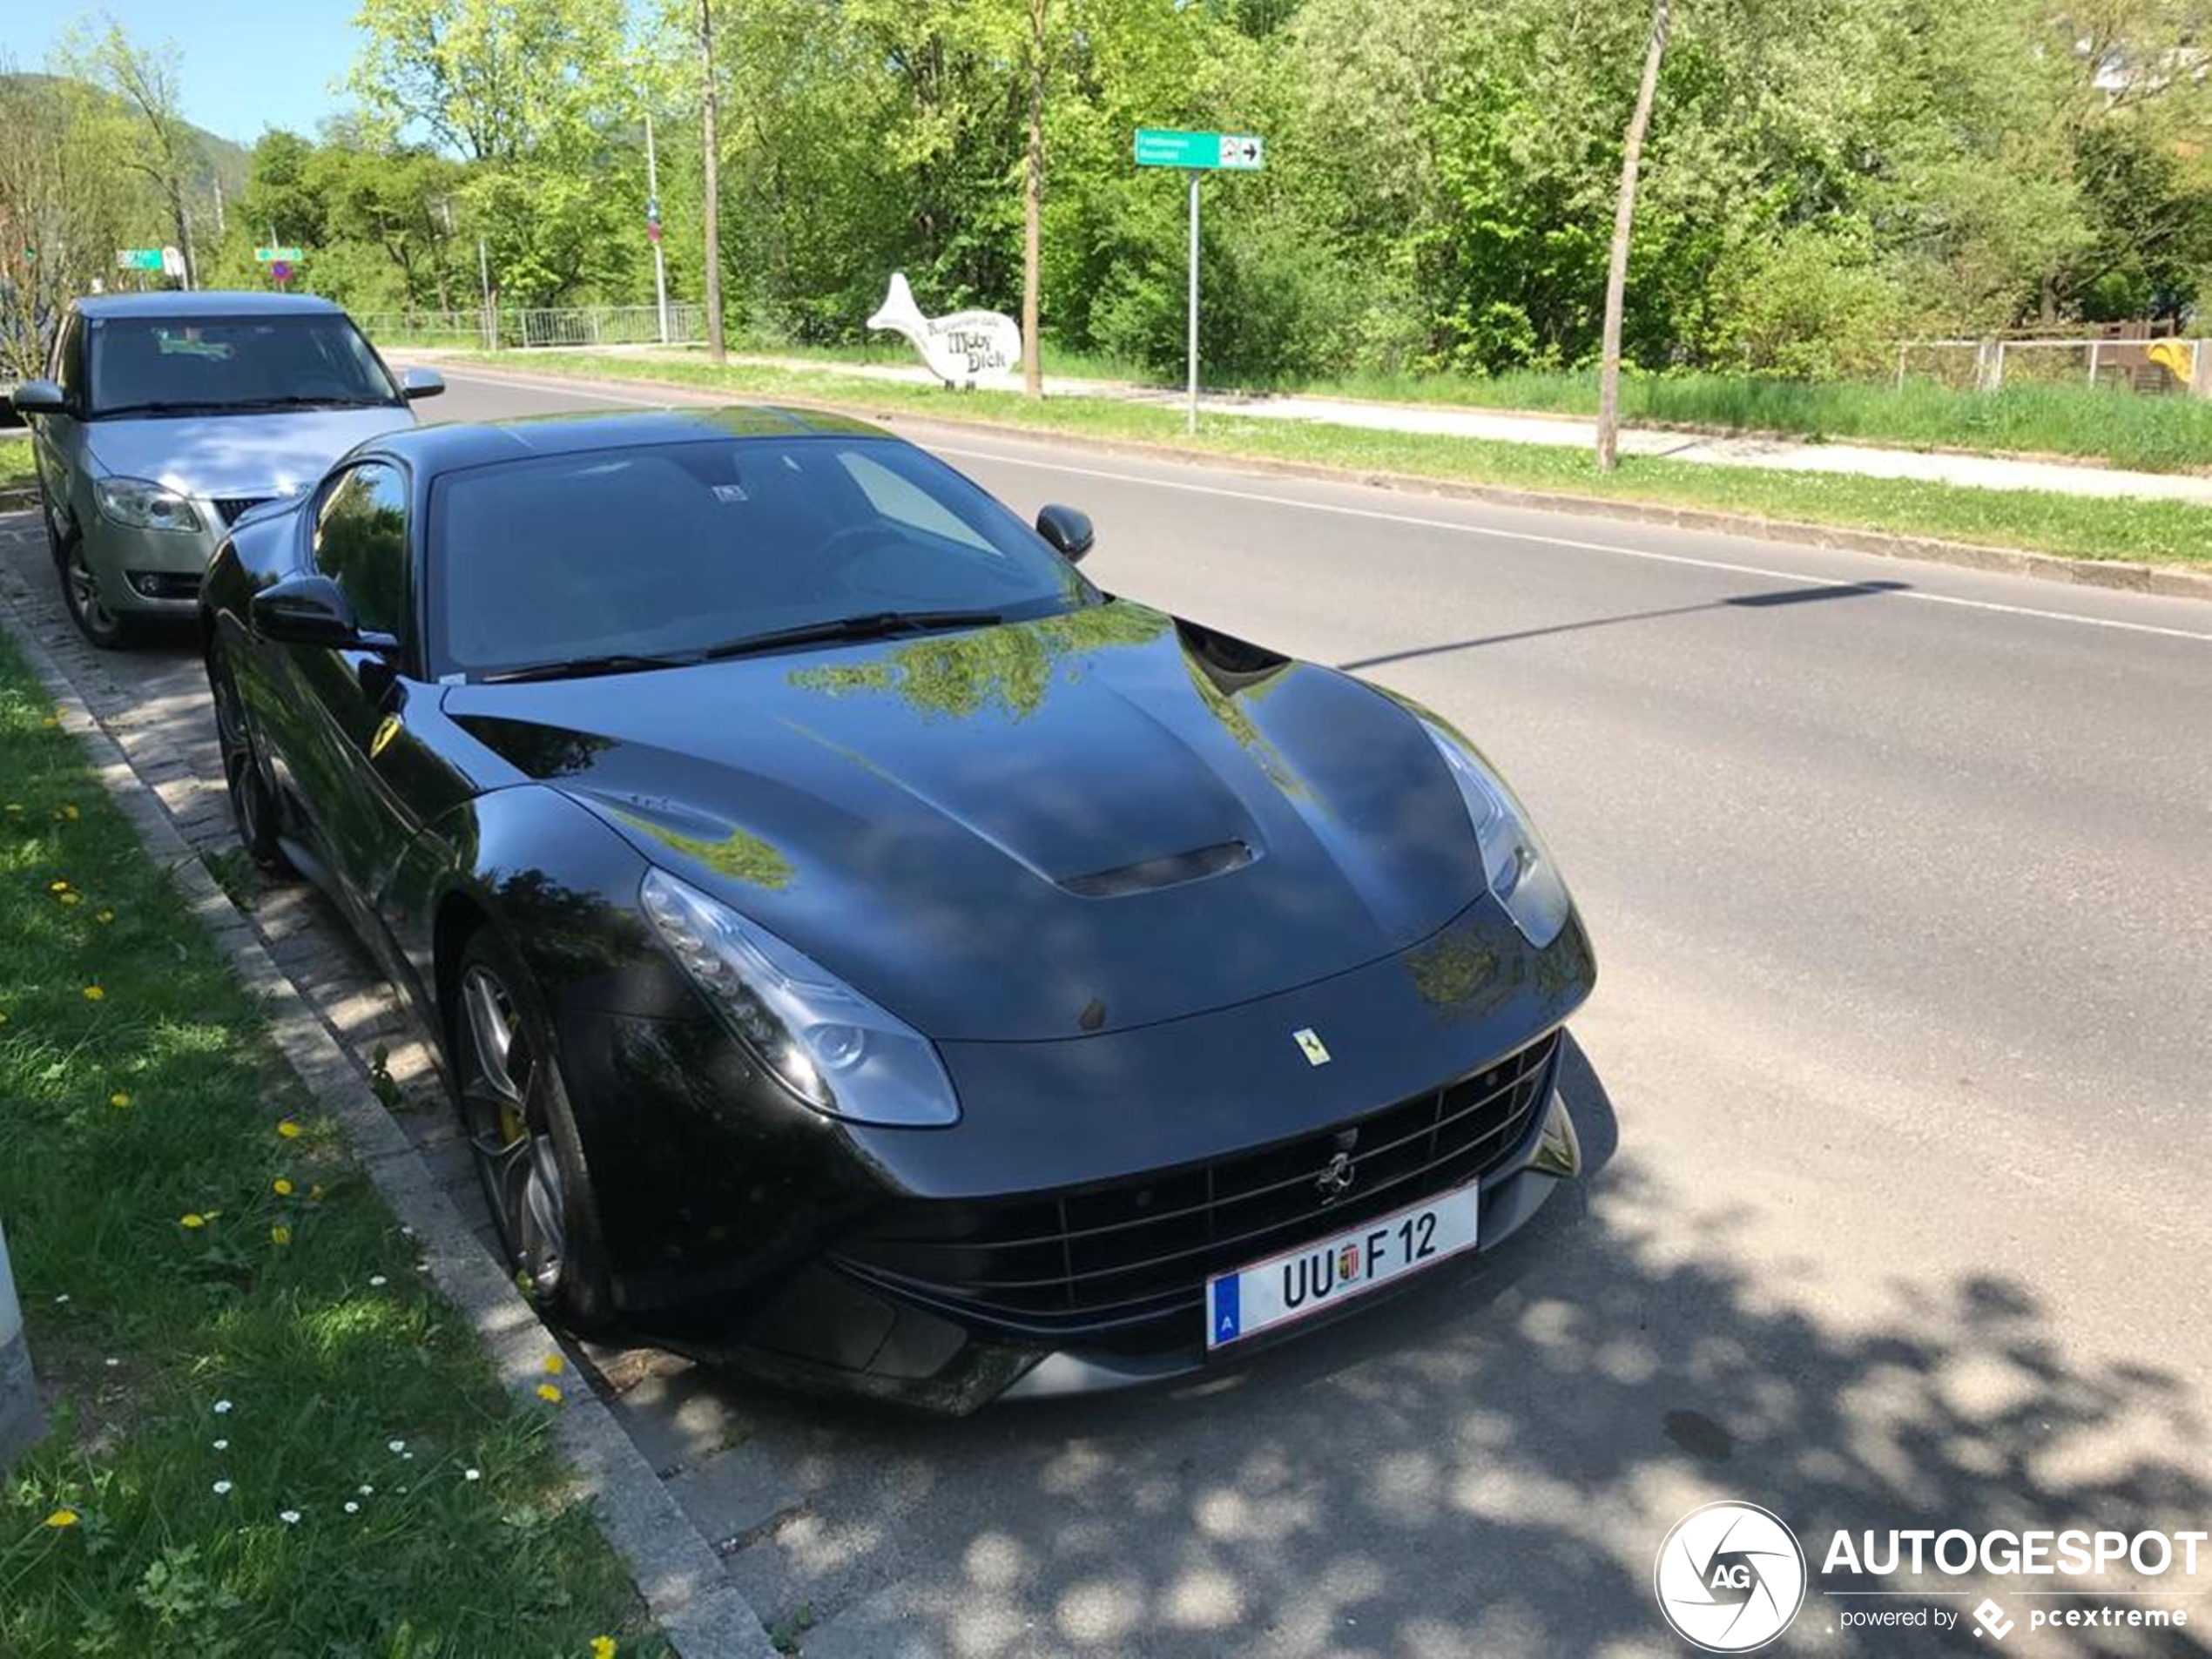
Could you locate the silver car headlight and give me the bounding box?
[1420,722,1574,948]
[640,867,960,1127]
[95,476,203,533]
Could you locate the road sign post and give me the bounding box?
[1133,129,1264,434]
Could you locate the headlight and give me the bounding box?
[640,867,959,1127]
[95,476,202,533]
[1420,722,1574,948]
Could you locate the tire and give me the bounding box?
[54,514,139,650]
[450,927,618,1336]
[206,640,293,875]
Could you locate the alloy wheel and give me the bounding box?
[458,963,569,1298]
[63,539,122,643]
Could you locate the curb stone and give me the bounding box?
[0,561,776,1659]
[437,357,2212,605]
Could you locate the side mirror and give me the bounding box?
[1035,503,1094,563]
[10,380,65,417]
[252,574,363,647]
[399,367,445,401]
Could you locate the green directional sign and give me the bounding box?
[117,248,164,271]
[253,246,304,264]
[1134,128,1264,171]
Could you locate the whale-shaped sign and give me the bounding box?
[867,273,1022,389]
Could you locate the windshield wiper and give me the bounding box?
[695,609,1007,662]
[225,395,397,411]
[91,400,231,419]
[478,651,704,685]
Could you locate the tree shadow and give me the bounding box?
[630,1040,2209,1656]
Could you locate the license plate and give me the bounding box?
[1204,1184,1479,1350]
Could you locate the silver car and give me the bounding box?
[9,292,441,647]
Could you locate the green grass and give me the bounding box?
[0,641,660,1658]
[629,341,2212,473]
[458,350,2212,568]
[0,437,35,496]
[1310,368,2212,475]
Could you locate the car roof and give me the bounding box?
[365,406,897,475]
[71,291,347,320]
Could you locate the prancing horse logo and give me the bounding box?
[1315,1151,1356,1204]
[1293,1027,1331,1066]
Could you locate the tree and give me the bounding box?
[1595,0,1670,470]
[1022,0,1048,396]
[57,24,206,290]
[0,68,142,379]
[699,0,726,363]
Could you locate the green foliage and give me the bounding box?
[0,640,660,1656]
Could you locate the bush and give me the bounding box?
[1705,222,1904,380]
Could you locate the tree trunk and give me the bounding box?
[1595,0,1670,472]
[700,0,727,366]
[1022,0,1046,398]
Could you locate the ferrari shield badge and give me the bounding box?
[1293,1027,1331,1067]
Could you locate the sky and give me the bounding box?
[0,0,363,145]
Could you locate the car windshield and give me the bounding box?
[428,435,1099,678]
[88,314,398,417]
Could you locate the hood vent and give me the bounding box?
[1061,839,1255,899]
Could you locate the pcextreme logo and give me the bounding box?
[1654,1501,1809,1652]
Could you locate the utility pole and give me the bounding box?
[646,111,670,346]
[1595,0,1670,472]
[699,0,726,365]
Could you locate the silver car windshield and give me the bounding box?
[88,315,399,418]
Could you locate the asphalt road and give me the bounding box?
[153,368,2212,1653]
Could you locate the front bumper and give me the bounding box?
[81,514,218,615]
[569,896,1596,1411]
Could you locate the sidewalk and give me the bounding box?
[594,347,2212,509]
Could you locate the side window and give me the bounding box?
[53,314,84,402]
[314,462,409,639]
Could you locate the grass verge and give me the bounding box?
[0,437,35,497]
[0,636,659,1658]
[451,351,2212,568]
[612,343,2212,474]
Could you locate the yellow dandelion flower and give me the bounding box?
[270,1224,293,1247]
[58,892,82,907]
[109,1092,131,1108]
[180,1213,206,1230]
[535,1383,563,1404]
[81,986,105,1002]
[40,715,57,728]
[44,1508,78,1528]
[49,880,70,893]
[95,909,114,925]
[273,1178,294,1197]
[543,1354,565,1375]
[591,1639,617,1659]
[61,805,79,820]
[276,1120,302,1139]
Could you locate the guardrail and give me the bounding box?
[356,303,709,353]
[1896,337,2211,395]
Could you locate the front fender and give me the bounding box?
[386,783,695,1035]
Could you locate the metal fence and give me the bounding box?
[1896,337,2212,395]
[356,302,708,353]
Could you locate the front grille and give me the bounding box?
[837,1030,1559,1336]
[212,496,272,526]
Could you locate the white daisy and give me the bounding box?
[278,1509,300,1525]
[368,1275,388,1287]
[463,1468,482,1482]
[212,1480,233,1495]
[343,1501,360,1514]
[387,1439,406,1453]
[212,1399,233,1414]
[212,1439,229,1452]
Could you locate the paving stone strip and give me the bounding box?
[0,514,775,1658]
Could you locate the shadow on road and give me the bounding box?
[626,1035,2207,1656]
[1339,578,1910,671]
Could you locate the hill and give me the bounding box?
[0,71,251,203]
